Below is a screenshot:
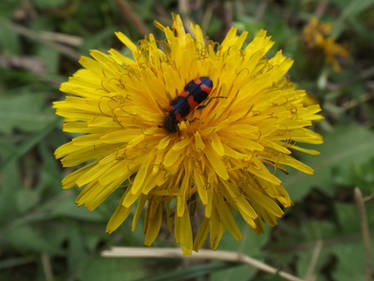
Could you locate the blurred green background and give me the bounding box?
[1,0,374,280]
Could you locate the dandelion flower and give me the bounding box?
[54,14,323,255]
[302,17,350,72]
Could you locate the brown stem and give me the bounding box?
[354,187,372,281]
[5,21,80,60]
[363,193,374,203]
[223,1,233,35]
[115,0,150,36]
[341,92,374,112]
[314,0,327,18]
[255,0,269,22]
[41,253,54,281]
[304,240,323,281]
[37,31,83,46]
[102,247,307,281]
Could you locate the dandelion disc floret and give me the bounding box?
[54,14,323,255]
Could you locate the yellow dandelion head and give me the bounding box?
[54,14,323,255]
[302,16,350,72]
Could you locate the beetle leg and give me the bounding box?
[196,96,227,110]
[187,117,200,124]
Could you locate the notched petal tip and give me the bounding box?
[256,29,268,38]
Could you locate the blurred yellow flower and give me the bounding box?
[303,17,350,72]
[54,14,323,255]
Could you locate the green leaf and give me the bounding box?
[0,145,23,222]
[135,262,238,281]
[0,93,55,134]
[1,224,61,254]
[37,141,62,193]
[332,0,374,36]
[68,224,88,275]
[296,203,374,281]
[0,1,23,18]
[0,16,20,54]
[37,45,59,74]
[283,125,374,200]
[33,0,67,8]
[80,28,117,55]
[0,119,58,170]
[210,219,270,281]
[16,189,40,213]
[79,257,146,281]
[45,195,106,222]
[330,241,371,281]
[0,66,63,87]
[233,16,263,37]
[0,256,35,270]
[333,157,374,194]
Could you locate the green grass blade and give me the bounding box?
[0,118,59,170]
[133,262,238,281]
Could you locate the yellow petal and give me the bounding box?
[204,144,228,180]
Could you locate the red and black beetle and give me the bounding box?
[163,77,213,133]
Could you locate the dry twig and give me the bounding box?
[102,247,306,281]
[314,0,327,18]
[116,0,150,36]
[354,187,372,281]
[38,31,83,47]
[0,55,46,74]
[201,2,217,32]
[255,0,269,21]
[178,0,194,34]
[154,0,169,24]
[6,21,80,60]
[341,92,374,112]
[363,193,374,203]
[41,253,54,281]
[223,1,233,35]
[304,240,323,281]
[327,66,374,91]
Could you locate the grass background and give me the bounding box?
[1,0,374,280]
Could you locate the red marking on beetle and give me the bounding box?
[175,112,183,121]
[194,77,202,84]
[168,105,173,111]
[187,95,199,109]
[200,84,212,94]
[180,90,189,98]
